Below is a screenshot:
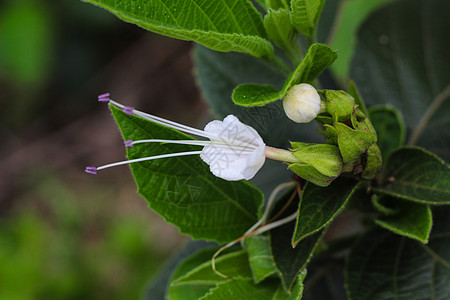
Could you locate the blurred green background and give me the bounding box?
[0,0,392,299]
[0,0,204,299]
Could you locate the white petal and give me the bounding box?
[200,115,266,181]
[204,115,262,148]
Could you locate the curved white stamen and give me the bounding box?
[96,151,202,171]
[109,100,214,139]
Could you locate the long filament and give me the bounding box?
[96,151,202,171]
[109,100,213,139]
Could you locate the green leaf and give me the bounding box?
[269,191,324,291]
[267,0,291,10]
[346,206,450,300]
[171,250,253,286]
[264,9,301,64]
[83,0,273,58]
[374,147,450,205]
[374,196,432,243]
[110,106,263,243]
[168,246,221,300]
[145,240,216,300]
[371,194,398,216]
[273,230,323,292]
[302,261,347,300]
[254,0,267,9]
[292,178,358,245]
[194,45,322,149]
[232,84,283,107]
[345,181,373,213]
[368,105,405,163]
[285,43,336,85]
[243,235,278,284]
[232,43,337,107]
[200,275,304,300]
[290,0,325,38]
[351,0,450,162]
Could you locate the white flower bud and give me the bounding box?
[283,83,321,123]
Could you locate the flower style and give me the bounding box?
[85,93,275,181]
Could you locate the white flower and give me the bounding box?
[200,115,265,181]
[283,83,321,123]
[86,94,266,181]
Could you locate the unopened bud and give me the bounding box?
[283,83,321,123]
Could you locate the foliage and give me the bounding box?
[82,0,450,299]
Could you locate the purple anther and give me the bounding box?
[123,106,134,115]
[98,92,110,98]
[98,93,111,102]
[124,140,133,148]
[85,166,98,175]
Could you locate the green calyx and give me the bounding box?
[313,88,382,180]
[288,143,343,187]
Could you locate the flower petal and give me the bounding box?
[204,115,263,148]
[200,115,266,181]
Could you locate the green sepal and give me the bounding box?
[324,90,356,122]
[288,163,336,187]
[335,122,377,163]
[290,143,343,177]
[351,109,376,137]
[361,143,382,179]
[323,124,338,144]
[315,115,333,126]
[290,141,316,148]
